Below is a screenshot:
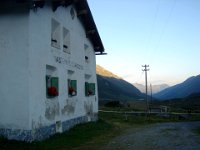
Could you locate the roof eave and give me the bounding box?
[0,0,105,53]
[73,0,104,53]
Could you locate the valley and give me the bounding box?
[96,65,200,113]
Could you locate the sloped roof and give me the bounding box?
[0,0,105,53]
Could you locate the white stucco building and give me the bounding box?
[0,0,105,141]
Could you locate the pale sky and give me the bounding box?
[88,0,200,86]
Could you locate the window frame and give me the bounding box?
[46,75,59,98]
[68,79,77,97]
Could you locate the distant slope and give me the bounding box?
[96,65,121,79]
[154,92,200,112]
[133,83,169,94]
[154,75,200,100]
[96,65,143,101]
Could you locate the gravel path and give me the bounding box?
[99,121,200,150]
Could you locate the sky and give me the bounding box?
[88,0,200,86]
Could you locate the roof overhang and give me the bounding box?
[0,0,105,53]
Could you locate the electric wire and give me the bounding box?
[144,0,177,86]
[151,0,177,64]
[145,0,161,54]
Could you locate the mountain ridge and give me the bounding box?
[96,65,121,79]
[154,74,200,100]
[133,83,169,94]
[96,65,144,101]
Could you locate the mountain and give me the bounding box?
[154,92,200,112]
[96,65,121,79]
[154,75,200,100]
[187,92,200,98]
[96,65,144,101]
[133,83,169,94]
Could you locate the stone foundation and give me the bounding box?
[0,115,98,142]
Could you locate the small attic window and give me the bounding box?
[63,27,70,53]
[70,7,75,20]
[84,44,89,63]
[51,19,61,49]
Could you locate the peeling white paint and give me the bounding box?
[0,4,98,136]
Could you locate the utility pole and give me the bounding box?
[142,65,149,113]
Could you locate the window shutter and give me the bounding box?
[68,79,71,95]
[46,75,50,96]
[51,77,59,94]
[89,83,95,95]
[85,82,89,96]
[92,83,95,95]
[46,76,59,97]
[71,80,77,91]
[68,79,77,96]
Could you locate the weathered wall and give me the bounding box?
[0,4,98,141]
[28,5,98,133]
[0,11,29,130]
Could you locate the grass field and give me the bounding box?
[193,126,200,135]
[0,118,120,150]
[1,109,200,150]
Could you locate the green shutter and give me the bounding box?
[71,80,77,91]
[85,82,89,96]
[89,83,95,95]
[71,80,77,96]
[51,77,59,94]
[68,79,77,96]
[68,79,71,95]
[92,83,95,95]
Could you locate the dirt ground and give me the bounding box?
[99,121,200,150]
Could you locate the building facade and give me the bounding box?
[0,0,104,141]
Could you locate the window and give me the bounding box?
[63,27,70,53]
[51,18,61,49]
[70,7,75,20]
[85,82,95,96]
[84,44,89,63]
[89,83,95,95]
[56,121,62,133]
[46,76,59,98]
[68,79,77,96]
[85,56,89,63]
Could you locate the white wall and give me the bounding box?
[28,5,98,130]
[0,12,30,129]
[0,4,98,132]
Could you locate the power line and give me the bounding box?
[152,0,177,55]
[145,0,161,53]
